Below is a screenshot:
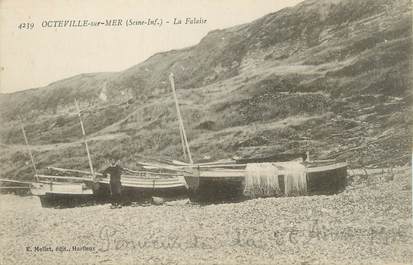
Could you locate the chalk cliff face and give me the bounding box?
[0,0,411,180]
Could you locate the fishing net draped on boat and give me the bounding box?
[243,163,281,197]
[282,161,307,196]
[244,162,307,197]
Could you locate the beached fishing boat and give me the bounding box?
[45,166,188,199]
[138,156,348,203]
[183,159,347,202]
[0,176,95,207]
[0,174,95,207]
[164,74,348,202]
[31,180,95,207]
[92,173,188,202]
[16,99,101,207]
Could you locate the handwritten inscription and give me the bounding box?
[97,220,409,252]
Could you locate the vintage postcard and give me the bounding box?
[0,0,412,264]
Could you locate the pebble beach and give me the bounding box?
[0,169,412,265]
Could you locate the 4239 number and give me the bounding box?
[18,22,34,30]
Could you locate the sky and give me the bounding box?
[0,0,303,93]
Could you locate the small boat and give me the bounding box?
[14,100,100,208]
[0,176,95,207]
[31,180,95,208]
[92,174,188,202]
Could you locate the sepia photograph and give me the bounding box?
[0,0,412,264]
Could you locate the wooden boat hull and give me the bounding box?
[185,176,245,203]
[31,182,95,208]
[92,176,188,202]
[185,162,348,202]
[92,183,188,202]
[306,162,347,194]
[38,192,95,208]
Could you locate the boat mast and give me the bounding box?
[19,119,39,182]
[169,73,193,164]
[306,129,311,162]
[74,98,95,179]
[179,122,188,161]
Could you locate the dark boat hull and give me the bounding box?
[185,163,348,203]
[185,176,245,203]
[306,163,347,194]
[32,182,95,208]
[38,192,95,208]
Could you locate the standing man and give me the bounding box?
[102,157,123,208]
